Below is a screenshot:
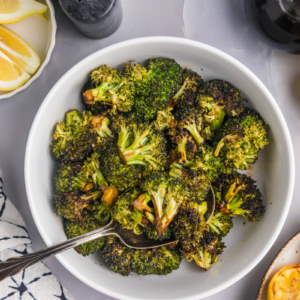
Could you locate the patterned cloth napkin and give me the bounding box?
[0,170,75,300]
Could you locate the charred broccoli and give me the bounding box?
[153,107,177,131]
[128,58,183,119]
[116,120,168,174]
[54,190,102,221]
[186,231,225,270]
[213,172,265,221]
[142,174,188,234]
[169,166,210,203]
[100,237,181,276]
[207,211,233,237]
[112,188,143,235]
[170,201,206,257]
[50,110,96,162]
[64,213,106,256]
[83,65,135,114]
[213,109,269,170]
[197,80,245,131]
[170,68,203,108]
[99,140,143,191]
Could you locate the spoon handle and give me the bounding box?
[0,220,116,282]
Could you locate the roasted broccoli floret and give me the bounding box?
[170,201,206,257]
[50,110,96,162]
[213,109,269,170]
[153,107,177,131]
[185,144,224,181]
[169,68,203,108]
[168,129,197,165]
[54,190,102,221]
[83,65,134,114]
[64,213,106,256]
[86,201,111,226]
[169,166,211,203]
[128,58,183,119]
[116,121,168,174]
[185,231,225,270]
[142,224,172,241]
[99,140,143,191]
[143,174,188,234]
[112,188,143,235]
[54,162,85,193]
[207,211,233,237]
[197,79,245,131]
[100,237,182,276]
[89,114,114,152]
[213,172,265,221]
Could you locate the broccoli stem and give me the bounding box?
[156,194,181,234]
[198,201,208,215]
[210,109,226,131]
[150,191,165,221]
[73,177,94,192]
[195,247,213,270]
[214,134,239,157]
[245,154,257,163]
[184,122,204,146]
[224,183,245,203]
[178,136,188,165]
[131,208,148,227]
[83,82,116,104]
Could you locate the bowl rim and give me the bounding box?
[0,0,57,100]
[24,36,295,300]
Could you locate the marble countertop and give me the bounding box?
[0,0,299,299]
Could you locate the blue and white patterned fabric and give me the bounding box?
[0,170,74,300]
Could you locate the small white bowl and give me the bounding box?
[0,0,56,99]
[257,231,300,300]
[25,37,295,300]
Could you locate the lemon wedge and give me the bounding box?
[0,25,40,74]
[0,0,47,24]
[268,265,300,300]
[0,50,30,91]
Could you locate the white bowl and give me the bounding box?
[25,37,295,300]
[0,0,56,99]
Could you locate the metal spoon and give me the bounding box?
[0,186,215,282]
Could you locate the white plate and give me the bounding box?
[25,37,295,300]
[0,0,56,99]
[257,231,300,300]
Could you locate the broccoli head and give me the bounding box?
[207,211,233,237]
[213,109,269,170]
[185,231,225,270]
[100,237,182,276]
[54,162,85,193]
[99,140,143,191]
[116,120,168,173]
[153,107,177,131]
[143,174,188,234]
[83,65,135,114]
[170,201,206,257]
[169,68,203,108]
[54,190,102,221]
[213,172,265,221]
[197,80,245,131]
[185,144,224,181]
[168,129,198,165]
[112,188,143,235]
[141,224,172,241]
[131,58,183,120]
[50,110,97,162]
[89,114,114,152]
[169,165,211,204]
[64,213,106,256]
[85,201,111,226]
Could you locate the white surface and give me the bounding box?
[257,231,300,300]
[0,1,299,299]
[0,0,56,99]
[25,37,294,300]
